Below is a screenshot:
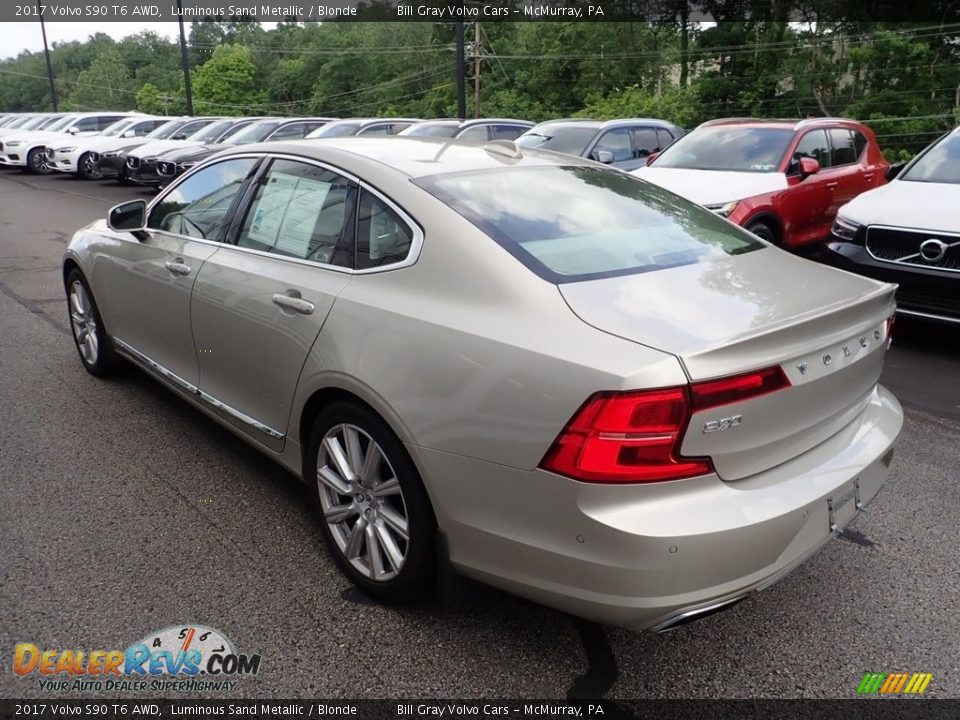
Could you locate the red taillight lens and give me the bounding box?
[539,388,713,483]
[689,365,790,411]
[885,315,895,347]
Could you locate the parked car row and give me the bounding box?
[1,108,955,323]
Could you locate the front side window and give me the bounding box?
[457,125,489,143]
[146,121,183,139]
[71,117,100,133]
[403,123,459,138]
[593,128,633,162]
[792,129,832,169]
[516,126,598,156]
[223,121,281,145]
[311,122,362,138]
[828,129,858,165]
[178,119,215,139]
[653,126,794,172]
[416,165,763,283]
[148,157,257,240]
[490,124,527,141]
[237,159,356,266]
[96,115,125,130]
[100,119,135,138]
[356,190,414,269]
[901,132,960,184]
[188,119,237,143]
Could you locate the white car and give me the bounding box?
[47,117,169,178]
[0,113,64,139]
[0,112,131,173]
[824,127,960,324]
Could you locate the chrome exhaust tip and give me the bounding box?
[650,595,747,634]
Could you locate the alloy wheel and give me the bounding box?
[316,423,409,582]
[69,280,99,365]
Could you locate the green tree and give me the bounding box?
[64,48,132,111]
[190,43,264,115]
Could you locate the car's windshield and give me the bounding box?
[45,115,79,132]
[416,165,762,283]
[402,123,459,138]
[100,118,136,137]
[6,116,37,129]
[652,126,794,172]
[308,122,362,138]
[901,132,960,184]
[515,126,599,156]
[144,120,177,139]
[186,119,236,143]
[223,121,281,145]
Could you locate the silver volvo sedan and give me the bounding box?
[62,137,903,632]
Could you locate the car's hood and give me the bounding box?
[157,143,219,162]
[128,139,202,159]
[61,135,136,153]
[94,137,153,155]
[632,167,789,205]
[2,130,63,144]
[839,179,960,232]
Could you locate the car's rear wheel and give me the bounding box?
[78,153,100,180]
[746,219,778,246]
[307,401,436,602]
[27,148,51,175]
[66,269,118,377]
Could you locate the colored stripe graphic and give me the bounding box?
[858,672,932,695]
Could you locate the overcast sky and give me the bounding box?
[0,22,183,59]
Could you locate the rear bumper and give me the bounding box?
[415,384,902,631]
[825,239,960,323]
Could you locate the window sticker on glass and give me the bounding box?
[247,172,332,258]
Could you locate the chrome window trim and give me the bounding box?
[144,151,424,275]
[865,224,960,274]
[113,337,285,439]
[896,308,960,325]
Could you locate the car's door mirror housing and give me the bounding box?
[66,127,79,135]
[122,129,136,138]
[108,199,148,238]
[593,149,615,164]
[798,157,820,179]
[885,162,905,181]
[172,132,187,140]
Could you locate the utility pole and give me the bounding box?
[37,1,57,111]
[473,21,482,119]
[177,0,194,115]
[455,18,466,120]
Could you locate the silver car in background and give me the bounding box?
[62,137,902,631]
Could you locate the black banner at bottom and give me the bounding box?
[2,699,958,720]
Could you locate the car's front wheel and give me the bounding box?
[307,401,436,602]
[27,148,51,175]
[78,152,100,180]
[66,269,118,377]
[746,219,778,245]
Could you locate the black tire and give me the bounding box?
[65,269,119,377]
[26,147,52,175]
[746,219,778,245]
[78,152,100,180]
[306,401,436,603]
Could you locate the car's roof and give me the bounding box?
[219,136,593,179]
[412,118,532,129]
[530,118,681,132]
[697,117,865,131]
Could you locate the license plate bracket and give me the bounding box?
[827,478,862,534]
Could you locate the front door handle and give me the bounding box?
[164,259,191,276]
[272,290,315,315]
[826,181,839,189]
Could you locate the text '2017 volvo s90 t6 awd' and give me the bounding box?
[63,137,902,632]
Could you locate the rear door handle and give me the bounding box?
[272,290,315,315]
[164,259,191,276]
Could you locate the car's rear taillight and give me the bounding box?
[541,365,792,484]
[885,315,895,348]
[539,387,713,483]
[689,366,790,411]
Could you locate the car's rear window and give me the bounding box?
[415,165,763,283]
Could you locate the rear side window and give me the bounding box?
[829,129,858,165]
[631,127,660,155]
[656,128,675,149]
[853,131,867,159]
[457,125,490,143]
[490,124,526,140]
[416,165,763,283]
[356,190,414,269]
[793,129,832,169]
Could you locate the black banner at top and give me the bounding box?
[1,0,958,23]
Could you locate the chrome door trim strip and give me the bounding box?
[113,337,199,395]
[113,337,285,439]
[198,391,285,439]
[896,308,960,325]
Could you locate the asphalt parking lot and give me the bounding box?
[1,169,958,700]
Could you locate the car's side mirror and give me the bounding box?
[885,162,905,181]
[798,157,820,179]
[108,199,148,238]
[645,151,660,166]
[172,133,187,140]
[67,127,79,135]
[593,149,615,164]
[122,129,135,138]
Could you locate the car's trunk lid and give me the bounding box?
[558,248,896,480]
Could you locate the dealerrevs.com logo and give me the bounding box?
[13,625,262,693]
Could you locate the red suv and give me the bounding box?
[633,118,888,249]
